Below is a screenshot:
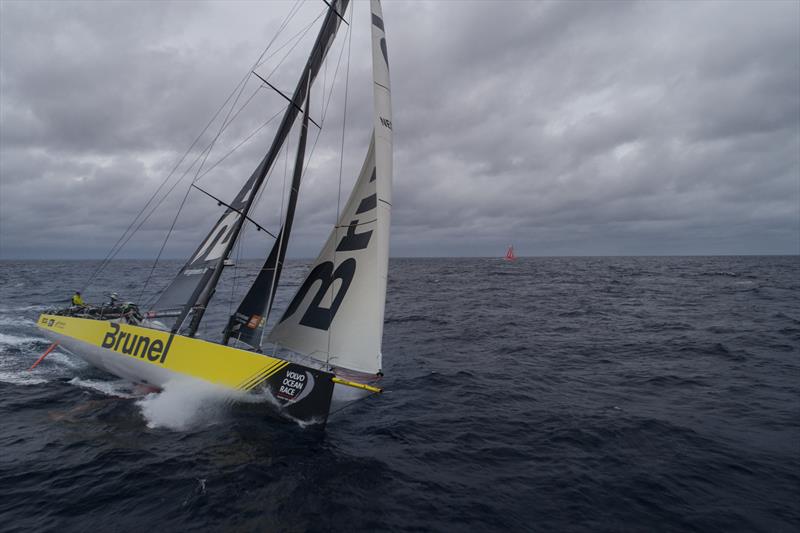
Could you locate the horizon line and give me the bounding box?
[1,253,798,261]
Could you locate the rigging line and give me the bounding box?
[230,135,277,346]
[138,170,198,304]
[262,15,349,357]
[259,11,351,345]
[111,138,212,302]
[297,16,349,178]
[84,3,303,292]
[252,7,317,76]
[227,95,283,332]
[251,71,321,130]
[189,2,322,187]
[152,1,318,289]
[146,111,243,307]
[194,106,285,183]
[135,140,215,305]
[322,0,349,26]
[328,387,380,418]
[256,7,327,78]
[181,82,266,186]
[258,98,296,348]
[322,38,327,127]
[136,85,275,300]
[84,82,250,293]
[249,0,307,81]
[190,43,266,187]
[228,227,244,321]
[189,184,277,238]
[142,125,285,310]
[188,0,312,187]
[327,1,353,367]
[135,88,287,300]
[255,2,351,349]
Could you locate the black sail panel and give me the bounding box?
[147,0,349,334]
[224,87,311,347]
[148,163,262,328]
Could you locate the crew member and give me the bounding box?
[72,291,85,306]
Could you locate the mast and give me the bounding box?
[152,0,350,336]
[222,76,312,347]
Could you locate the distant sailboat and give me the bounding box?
[504,245,516,261]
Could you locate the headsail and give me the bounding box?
[149,0,351,335]
[267,0,392,376]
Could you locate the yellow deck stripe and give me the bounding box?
[245,361,289,391]
[237,359,284,391]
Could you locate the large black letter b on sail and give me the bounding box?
[280,258,356,330]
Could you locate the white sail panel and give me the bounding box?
[267,0,392,375]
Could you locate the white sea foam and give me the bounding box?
[0,316,30,327]
[0,332,46,346]
[68,377,136,398]
[0,369,48,386]
[48,351,89,370]
[135,379,244,431]
[0,304,50,313]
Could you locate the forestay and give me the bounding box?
[268,0,392,376]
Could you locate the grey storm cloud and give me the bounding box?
[1,0,798,260]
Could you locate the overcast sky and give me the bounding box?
[1,0,798,259]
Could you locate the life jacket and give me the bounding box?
[72,294,84,306]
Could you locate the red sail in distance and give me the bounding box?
[504,245,516,261]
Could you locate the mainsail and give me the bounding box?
[149,0,350,335]
[267,0,392,376]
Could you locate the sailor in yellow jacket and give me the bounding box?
[71,291,85,306]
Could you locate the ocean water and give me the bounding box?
[0,256,798,532]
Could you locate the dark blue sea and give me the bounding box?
[0,256,798,532]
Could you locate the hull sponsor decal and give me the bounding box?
[100,322,174,364]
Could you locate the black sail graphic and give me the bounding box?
[149,0,350,335]
[223,86,311,347]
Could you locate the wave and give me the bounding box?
[0,332,47,346]
[48,351,89,370]
[0,304,50,312]
[68,377,136,399]
[0,369,48,386]
[0,316,31,327]
[384,315,448,326]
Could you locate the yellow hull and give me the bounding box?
[36,313,335,423]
